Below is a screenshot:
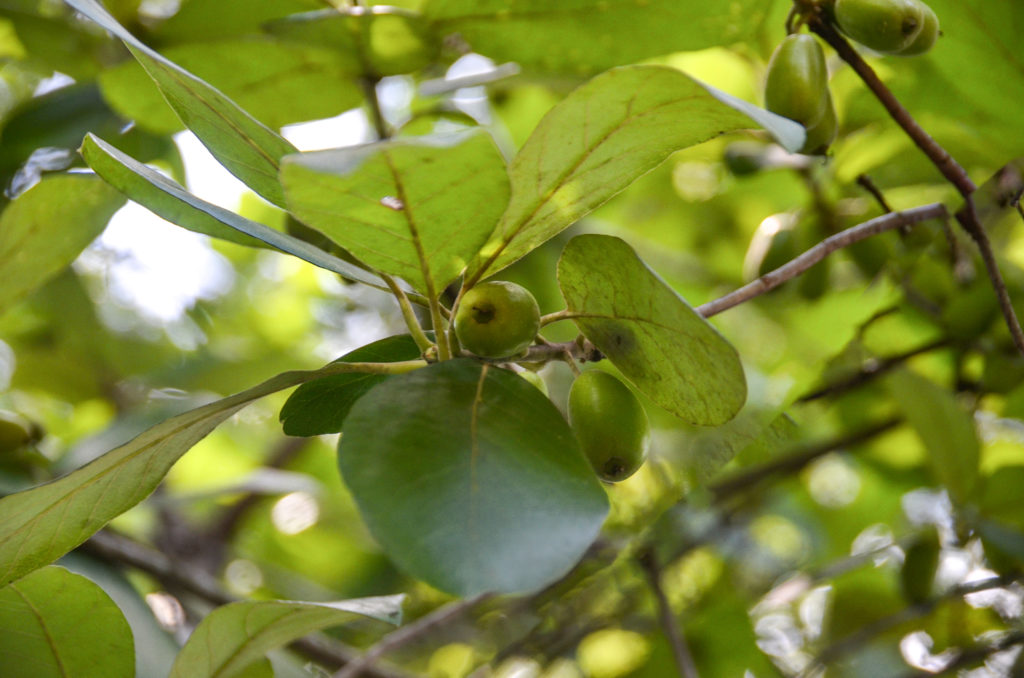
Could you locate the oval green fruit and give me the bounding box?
[764,34,830,130]
[568,370,650,482]
[800,93,838,155]
[897,2,938,55]
[835,0,924,53]
[454,281,541,359]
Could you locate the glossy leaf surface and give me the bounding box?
[339,360,609,596]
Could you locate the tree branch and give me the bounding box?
[797,338,949,402]
[78,530,413,678]
[801,575,1019,677]
[709,417,902,502]
[806,11,1024,355]
[697,204,947,317]
[332,593,494,678]
[638,548,700,678]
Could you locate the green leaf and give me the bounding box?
[0,362,410,586]
[0,174,124,317]
[424,0,770,75]
[80,134,386,288]
[265,7,439,76]
[152,0,321,43]
[339,359,609,596]
[66,0,298,207]
[282,130,509,294]
[468,66,803,281]
[887,369,980,504]
[0,566,133,678]
[98,38,363,135]
[557,234,746,425]
[280,334,423,436]
[169,595,403,678]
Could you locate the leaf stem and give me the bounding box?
[381,274,435,354]
[540,309,588,326]
[697,203,947,317]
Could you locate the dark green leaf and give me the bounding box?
[468,66,802,280]
[0,566,133,678]
[339,359,609,596]
[169,595,403,678]
[282,130,509,294]
[558,234,746,425]
[424,0,770,75]
[67,0,297,207]
[280,334,424,436]
[887,369,980,504]
[152,0,321,43]
[80,134,386,288]
[0,173,123,316]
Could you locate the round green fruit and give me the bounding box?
[896,2,938,55]
[835,0,925,53]
[568,370,650,482]
[454,281,540,359]
[765,34,831,130]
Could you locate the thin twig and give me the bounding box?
[709,417,902,502]
[332,593,494,678]
[638,549,700,678]
[798,338,949,402]
[801,575,1019,677]
[697,204,947,317]
[856,174,894,213]
[897,630,1024,678]
[806,12,1024,355]
[361,77,389,140]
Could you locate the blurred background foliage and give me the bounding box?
[1,0,1024,676]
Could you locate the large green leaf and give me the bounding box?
[98,38,363,135]
[0,173,123,316]
[280,334,424,436]
[423,0,769,75]
[80,134,386,288]
[169,595,403,678]
[282,130,509,294]
[887,369,980,505]
[0,566,133,678]
[66,0,297,207]
[0,361,422,587]
[265,7,438,77]
[467,66,803,281]
[339,359,609,596]
[557,234,746,425]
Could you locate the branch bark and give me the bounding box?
[697,204,947,317]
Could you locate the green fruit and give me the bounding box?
[568,370,650,482]
[454,281,540,359]
[765,34,830,130]
[835,0,925,53]
[800,94,838,155]
[897,2,939,55]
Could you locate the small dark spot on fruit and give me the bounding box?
[471,303,495,324]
